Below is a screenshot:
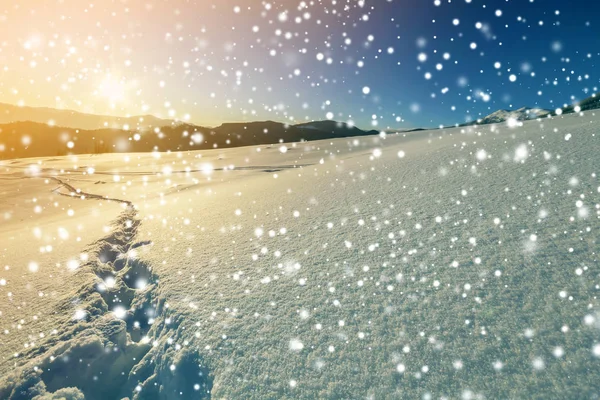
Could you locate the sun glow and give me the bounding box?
[97,74,127,104]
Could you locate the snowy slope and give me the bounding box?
[0,113,599,399]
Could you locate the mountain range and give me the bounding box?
[0,102,177,131]
[0,119,379,160]
[0,93,598,160]
[465,93,600,126]
[465,107,552,126]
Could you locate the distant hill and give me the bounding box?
[294,120,371,135]
[556,93,600,115]
[464,107,552,126]
[0,120,379,160]
[0,103,178,131]
[462,93,600,127]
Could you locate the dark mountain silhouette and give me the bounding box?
[5,91,597,160]
[556,93,600,115]
[0,119,379,160]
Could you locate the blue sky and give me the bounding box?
[1,0,599,128]
[258,0,600,128]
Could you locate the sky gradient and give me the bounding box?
[0,0,599,128]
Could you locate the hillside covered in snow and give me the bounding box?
[0,111,598,399]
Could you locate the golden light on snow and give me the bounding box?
[201,163,214,175]
[104,276,116,289]
[58,227,69,240]
[28,262,39,273]
[73,309,87,320]
[66,260,79,271]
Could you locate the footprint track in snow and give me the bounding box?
[0,178,212,400]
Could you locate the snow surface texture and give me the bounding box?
[0,112,599,399]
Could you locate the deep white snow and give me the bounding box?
[0,112,599,399]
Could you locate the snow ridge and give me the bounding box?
[50,176,133,207]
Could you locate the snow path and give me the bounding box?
[49,176,134,207]
[5,164,311,177]
[0,177,212,399]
